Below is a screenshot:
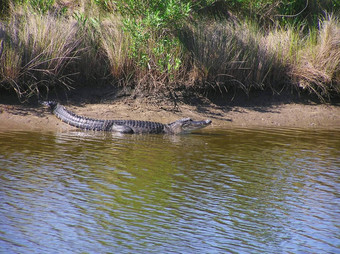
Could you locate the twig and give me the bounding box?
[275,0,308,18]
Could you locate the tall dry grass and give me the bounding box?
[99,15,132,83]
[0,4,80,100]
[290,15,340,100]
[181,15,339,99]
[180,20,288,94]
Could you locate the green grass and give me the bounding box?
[0,0,339,101]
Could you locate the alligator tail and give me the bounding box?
[39,100,58,110]
[41,101,111,131]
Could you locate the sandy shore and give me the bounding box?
[0,96,339,132]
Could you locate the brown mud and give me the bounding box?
[0,89,339,132]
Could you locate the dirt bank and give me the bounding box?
[0,93,339,132]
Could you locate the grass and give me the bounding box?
[99,16,131,81]
[181,20,291,95]
[0,1,339,101]
[0,4,81,100]
[290,14,340,100]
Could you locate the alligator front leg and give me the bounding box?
[109,124,133,133]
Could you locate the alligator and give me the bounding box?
[42,101,212,134]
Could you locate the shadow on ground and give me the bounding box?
[1,85,339,117]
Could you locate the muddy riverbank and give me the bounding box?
[1,91,339,131]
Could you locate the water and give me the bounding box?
[0,128,339,253]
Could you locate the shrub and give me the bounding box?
[106,0,190,75]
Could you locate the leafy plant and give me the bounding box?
[30,0,54,14]
[100,0,190,75]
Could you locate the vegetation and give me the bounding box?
[0,0,339,101]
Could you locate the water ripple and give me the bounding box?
[0,129,339,253]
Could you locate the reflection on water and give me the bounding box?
[0,129,339,253]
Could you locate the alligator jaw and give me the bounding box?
[166,118,212,134]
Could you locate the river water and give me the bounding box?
[0,128,339,253]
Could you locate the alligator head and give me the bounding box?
[166,118,212,134]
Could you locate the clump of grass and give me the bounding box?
[0,29,22,87]
[98,15,133,83]
[264,25,301,65]
[0,4,80,100]
[181,14,340,99]
[180,20,288,94]
[71,3,109,84]
[290,14,340,100]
